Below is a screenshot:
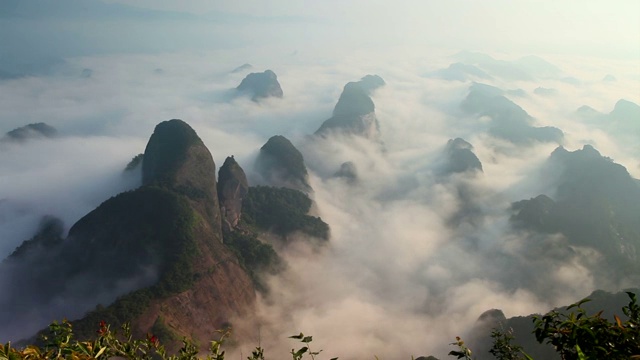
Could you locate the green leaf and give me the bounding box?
[289,333,304,340]
[294,347,308,356]
[95,346,107,358]
[575,344,587,360]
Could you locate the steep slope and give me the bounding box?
[315,75,385,141]
[2,119,256,347]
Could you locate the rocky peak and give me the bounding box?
[333,82,376,117]
[142,119,221,230]
[358,74,386,94]
[315,75,385,140]
[217,156,249,232]
[236,69,283,101]
[611,99,640,117]
[255,135,311,193]
[609,99,640,135]
[442,138,483,174]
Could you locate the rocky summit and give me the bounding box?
[315,75,385,141]
[442,138,483,174]
[236,69,283,101]
[254,135,312,193]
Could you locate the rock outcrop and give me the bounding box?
[236,69,283,101]
[217,156,249,232]
[315,75,385,141]
[255,135,312,193]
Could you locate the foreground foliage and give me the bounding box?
[2,292,638,360]
[450,291,639,360]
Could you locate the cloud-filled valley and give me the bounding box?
[1,1,639,359]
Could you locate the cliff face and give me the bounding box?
[1,120,256,347]
[217,156,249,232]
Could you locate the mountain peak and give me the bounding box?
[236,69,283,101]
[255,135,311,193]
[315,75,385,140]
[442,138,483,174]
[142,119,221,229]
[4,122,57,142]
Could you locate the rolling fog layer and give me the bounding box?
[0,49,638,357]
[1,0,640,357]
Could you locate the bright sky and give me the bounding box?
[103,0,640,59]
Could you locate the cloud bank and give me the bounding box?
[1,2,639,357]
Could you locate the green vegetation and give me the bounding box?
[2,321,331,360]
[6,292,637,359]
[450,291,639,360]
[224,230,283,291]
[531,292,640,360]
[63,186,199,339]
[151,316,179,344]
[8,216,64,259]
[242,186,329,240]
[124,154,144,171]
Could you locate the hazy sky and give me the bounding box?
[102,0,640,59]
